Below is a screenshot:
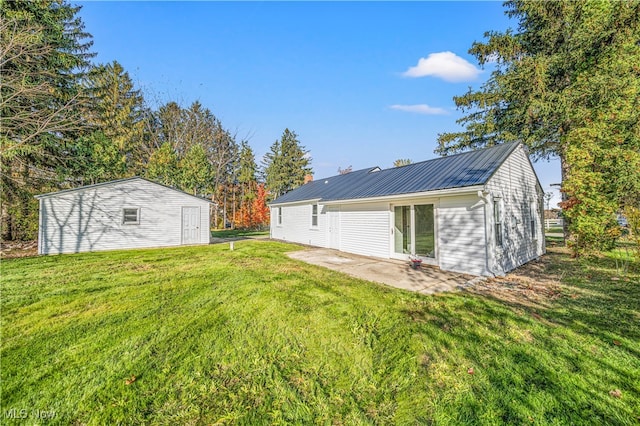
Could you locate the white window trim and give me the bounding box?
[123,207,140,225]
[277,207,283,226]
[530,201,537,240]
[311,204,319,228]
[493,197,503,248]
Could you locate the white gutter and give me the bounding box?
[321,185,485,205]
[269,198,322,207]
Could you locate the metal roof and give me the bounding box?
[271,142,520,204]
[35,176,213,203]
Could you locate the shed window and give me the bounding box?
[123,208,140,225]
[494,198,503,247]
[277,207,282,225]
[530,202,537,239]
[311,204,318,227]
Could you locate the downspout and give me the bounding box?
[478,189,495,277]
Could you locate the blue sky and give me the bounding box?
[78,1,562,207]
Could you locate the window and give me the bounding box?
[493,198,502,247]
[277,207,282,225]
[123,208,140,225]
[311,204,318,227]
[530,202,537,239]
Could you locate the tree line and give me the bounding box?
[1,1,311,241]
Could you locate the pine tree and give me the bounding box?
[85,61,145,173]
[263,129,312,199]
[1,0,94,240]
[235,141,258,228]
[179,144,212,196]
[436,0,640,255]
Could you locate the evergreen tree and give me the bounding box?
[1,0,94,240]
[85,61,144,173]
[263,129,312,199]
[437,0,640,255]
[179,144,212,196]
[235,141,258,228]
[146,142,179,186]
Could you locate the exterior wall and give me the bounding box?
[39,179,210,255]
[485,145,545,274]
[337,202,390,258]
[270,203,327,248]
[270,202,390,258]
[270,145,544,277]
[437,194,489,276]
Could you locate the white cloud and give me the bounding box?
[402,51,481,82]
[389,104,448,115]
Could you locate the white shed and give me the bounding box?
[35,177,211,255]
[270,143,545,276]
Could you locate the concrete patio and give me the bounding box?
[287,248,476,295]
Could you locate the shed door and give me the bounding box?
[182,207,200,244]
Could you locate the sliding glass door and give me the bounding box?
[394,206,412,254]
[393,204,435,259]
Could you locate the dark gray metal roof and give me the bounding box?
[271,142,520,204]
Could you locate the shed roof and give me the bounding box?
[271,142,521,205]
[35,176,213,203]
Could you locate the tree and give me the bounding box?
[263,129,312,199]
[393,159,413,167]
[234,141,258,228]
[71,131,122,184]
[338,165,353,175]
[179,144,212,196]
[85,60,144,173]
[140,100,239,227]
[437,0,640,255]
[1,0,94,240]
[145,142,179,186]
[252,183,270,227]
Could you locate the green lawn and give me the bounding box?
[2,241,639,425]
[545,227,564,234]
[211,229,270,239]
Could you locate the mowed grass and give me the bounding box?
[211,229,269,239]
[1,241,639,425]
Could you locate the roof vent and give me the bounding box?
[369,167,381,173]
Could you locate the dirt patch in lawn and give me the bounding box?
[1,240,38,259]
[468,248,566,309]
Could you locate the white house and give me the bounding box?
[35,177,211,255]
[270,143,545,276]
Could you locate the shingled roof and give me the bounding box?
[271,142,520,205]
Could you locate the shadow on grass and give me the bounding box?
[404,247,640,424]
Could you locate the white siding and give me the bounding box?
[269,145,544,277]
[39,179,210,255]
[485,145,545,274]
[437,194,489,276]
[270,203,327,247]
[270,201,389,258]
[338,202,389,258]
